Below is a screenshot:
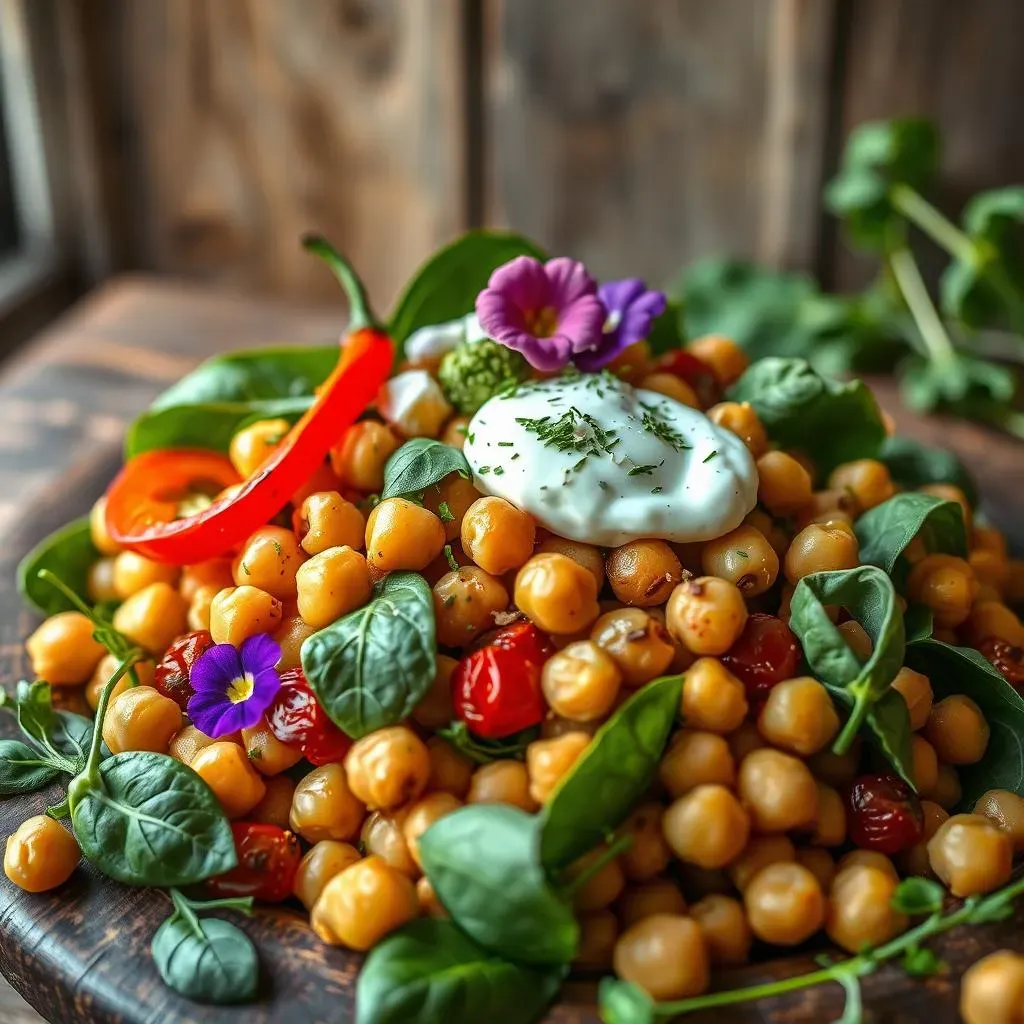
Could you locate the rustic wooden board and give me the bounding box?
[2,278,1024,1024]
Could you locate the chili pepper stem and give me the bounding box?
[301,234,380,332]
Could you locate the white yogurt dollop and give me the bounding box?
[464,374,758,546]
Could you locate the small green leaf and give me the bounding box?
[17,518,99,617]
[0,740,59,795]
[382,439,472,500]
[901,945,944,978]
[855,492,967,578]
[891,877,946,916]
[878,435,977,507]
[436,721,537,765]
[598,978,657,1024]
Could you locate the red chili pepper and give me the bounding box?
[206,822,302,903]
[152,629,214,710]
[106,238,394,564]
[268,667,352,764]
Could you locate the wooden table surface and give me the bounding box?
[2,277,1024,1024]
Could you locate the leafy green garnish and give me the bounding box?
[382,439,472,501]
[17,518,99,616]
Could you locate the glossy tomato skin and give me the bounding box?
[206,823,302,902]
[721,613,800,707]
[846,773,924,855]
[268,667,352,765]
[656,350,720,406]
[152,630,214,710]
[979,637,1024,690]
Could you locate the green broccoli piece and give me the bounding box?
[438,339,529,415]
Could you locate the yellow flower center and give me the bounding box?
[226,673,255,705]
[525,306,559,338]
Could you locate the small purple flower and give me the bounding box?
[187,634,282,738]
[476,256,606,371]
[575,279,668,372]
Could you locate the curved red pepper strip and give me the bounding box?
[106,327,394,564]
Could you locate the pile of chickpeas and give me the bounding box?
[9,333,1024,1024]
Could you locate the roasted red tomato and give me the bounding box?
[206,822,302,903]
[721,613,800,706]
[268,667,352,765]
[979,636,1024,690]
[152,630,214,710]
[846,773,924,855]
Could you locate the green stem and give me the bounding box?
[890,185,977,264]
[46,797,70,820]
[301,234,379,332]
[82,653,143,783]
[831,695,866,756]
[888,246,959,372]
[562,833,634,898]
[170,887,206,941]
[174,890,255,916]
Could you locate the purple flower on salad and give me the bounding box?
[187,634,282,738]
[476,256,606,372]
[575,279,667,372]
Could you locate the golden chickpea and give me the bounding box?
[113,582,189,655]
[168,723,223,766]
[905,554,978,629]
[365,498,446,573]
[618,879,688,927]
[101,685,181,755]
[960,950,1024,1024]
[294,840,361,911]
[606,541,683,607]
[330,420,401,493]
[920,483,972,532]
[209,585,283,646]
[826,864,907,953]
[928,813,1013,897]
[290,763,366,842]
[416,875,448,918]
[515,553,600,636]
[541,641,621,722]
[613,914,710,1001]
[433,566,509,647]
[228,417,289,477]
[295,545,372,630]
[663,785,750,869]
[728,835,795,892]
[795,848,836,892]
[902,800,950,878]
[26,612,106,686]
[232,526,305,600]
[687,334,748,387]
[242,720,304,776]
[837,849,899,881]
[361,809,418,877]
[659,730,735,797]
[924,694,990,765]
[418,472,478,541]
[311,856,418,950]
[891,667,933,731]
[89,494,121,555]
[180,558,235,603]
[618,803,672,882]
[806,740,861,789]
[802,781,844,848]
[909,735,939,797]
[271,615,317,672]
[678,659,748,735]
[425,735,472,798]
[574,910,620,969]
[757,452,813,516]
[700,525,779,597]
[86,557,119,604]
[535,535,605,591]
[410,660,456,735]
[111,551,179,600]
[727,721,765,763]
[295,491,366,555]
[591,608,676,687]
[467,759,537,812]
[970,549,1009,594]
[930,768,961,814]
[187,584,219,632]
[345,726,431,810]
[828,459,895,513]
[706,402,768,456]
[836,620,873,662]
[974,790,1024,852]
[965,601,1024,649]
[526,732,590,805]
[461,496,536,576]
[784,523,860,585]
[569,846,627,911]
[738,748,819,833]
[191,741,266,819]
[4,816,80,892]
[640,372,699,407]
[744,863,825,946]
[86,653,154,712]
[666,577,748,656]
[1006,559,1024,604]
[250,775,297,830]
[757,676,840,756]
[402,792,462,868]
[607,340,653,382]
[690,894,751,966]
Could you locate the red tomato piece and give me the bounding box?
[721,613,800,707]
[978,636,1024,691]
[656,350,721,406]
[152,630,214,710]
[846,773,924,855]
[206,823,302,903]
[268,667,352,765]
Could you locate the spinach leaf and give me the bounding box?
[0,740,59,795]
[3,681,94,767]
[389,232,546,348]
[878,435,978,507]
[855,493,967,577]
[599,978,657,1024]
[356,918,563,1024]
[17,518,98,616]
[301,572,436,739]
[539,675,682,871]
[152,914,258,1005]
[728,358,886,477]
[862,689,915,786]
[69,751,237,886]
[419,804,578,965]
[436,721,537,765]
[382,439,472,500]
[645,301,686,356]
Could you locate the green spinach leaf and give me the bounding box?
[301,572,436,739]
[645,301,686,356]
[436,721,537,765]
[152,914,258,1005]
[0,740,59,795]
[382,439,471,500]
[599,978,657,1024]
[17,518,98,616]
[356,918,563,1024]
[878,435,978,507]
[419,804,578,965]
[3,680,94,767]
[855,493,967,577]
[539,675,682,871]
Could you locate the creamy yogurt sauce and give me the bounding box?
[463,374,758,546]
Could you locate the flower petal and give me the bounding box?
[544,258,597,308]
[240,633,283,676]
[485,256,550,311]
[558,295,607,353]
[248,666,283,717]
[598,278,648,314]
[190,643,243,694]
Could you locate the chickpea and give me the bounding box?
[209,585,283,646]
[242,720,303,776]
[361,809,418,877]
[606,340,653,382]
[365,498,446,573]
[663,785,750,869]
[828,459,895,513]
[933,764,963,810]
[795,848,836,892]
[187,584,219,632]
[965,601,1024,650]
[836,620,873,662]
[727,834,795,892]
[535,535,605,591]
[294,840,361,911]
[928,813,1013,897]
[416,875,448,918]
[700,525,778,597]
[666,577,748,656]
[330,420,401,492]
[728,722,766,763]
[591,608,675,687]
[613,914,710,1001]
[113,582,188,655]
[906,554,979,629]
[618,879,688,927]
[26,612,106,686]
[416,472,477,541]
[461,496,536,576]
[924,694,990,765]
[88,494,120,555]
[837,849,899,881]
[970,549,1009,593]
[101,685,181,755]
[574,910,620,970]
[271,615,317,672]
[902,800,950,877]
[250,775,297,830]
[826,864,907,953]
[640,372,699,407]
[807,747,863,796]
[738,748,819,833]
[86,557,118,604]
[690,894,751,966]
[757,676,840,756]
[425,735,472,798]
[706,402,767,456]
[677,660,747,737]
[541,641,622,722]
[290,763,366,842]
[295,491,366,555]
[515,554,600,636]
[1006,559,1024,604]
[909,735,939,797]
[345,726,431,810]
[180,558,235,603]
[311,855,418,950]
[974,789,1024,852]
[4,816,80,892]
[757,452,813,516]
[920,483,972,532]
[402,792,462,868]
[891,667,933,731]
[618,803,672,882]
[569,846,627,911]
[687,334,748,387]
[191,741,266,819]
[744,863,825,946]
[784,523,860,585]
[467,759,537,812]
[168,723,222,765]
[87,653,153,711]
[606,541,683,607]
[110,551,178,600]
[409,660,456,735]
[659,730,735,797]
[227,417,288,477]
[294,545,372,630]
[526,732,590,804]
[232,526,305,600]
[433,566,509,647]
[960,950,1024,1024]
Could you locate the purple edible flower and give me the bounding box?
[187,634,282,738]
[575,279,668,372]
[476,256,606,372]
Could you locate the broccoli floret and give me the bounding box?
[438,339,530,415]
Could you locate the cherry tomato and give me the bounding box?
[206,822,302,902]
[152,630,214,710]
[721,613,800,707]
[268,667,352,765]
[846,773,924,855]
[656,350,720,406]
[979,637,1024,691]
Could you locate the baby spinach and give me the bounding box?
[436,721,537,764]
[728,357,886,477]
[0,681,94,773]
[855,492,967,577]
[0,740,59,795]
[356,918,563,1024]
[382,438,472,500]
[301,572,436,739]
[878,435,978,507]
[419,804,579,966]
[17,518,98,616]
[539,675,682,872]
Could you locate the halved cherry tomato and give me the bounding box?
[268,667,352,765]
[153,629,214,710]
[721,612,800,707]
[206,822,302,903]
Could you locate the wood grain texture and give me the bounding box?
[2,279,1024,1024]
